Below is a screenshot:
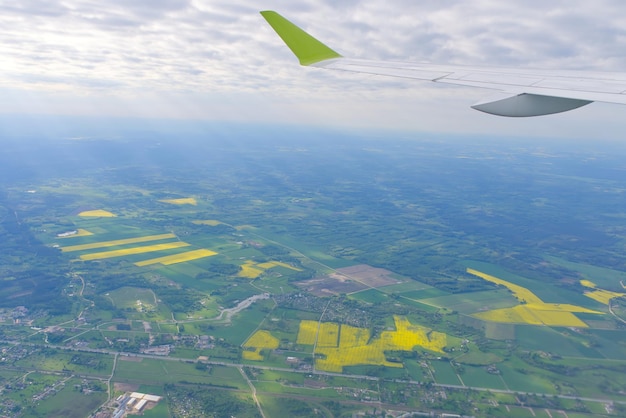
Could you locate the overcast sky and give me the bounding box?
[1,0,626,138]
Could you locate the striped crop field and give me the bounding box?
[79,242,190,261]
[78,209,116,217]
[61,233,177,252]
[134,249,218,267]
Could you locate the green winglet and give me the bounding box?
[260,10,342,66]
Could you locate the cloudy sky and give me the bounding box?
[2,0,626,138]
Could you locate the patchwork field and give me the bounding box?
[297,316,449,373]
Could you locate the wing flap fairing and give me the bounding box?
[471,93,592,117]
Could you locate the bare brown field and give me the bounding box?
[335,264,404,287]
[295,275,367,296]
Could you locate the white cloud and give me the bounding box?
[0,0,625,137]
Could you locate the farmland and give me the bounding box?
[468,268,604,327]
[3,129,626,417]
[159,197,197,205]
[78,209,116,217]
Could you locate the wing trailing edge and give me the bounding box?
[261,11,626,117]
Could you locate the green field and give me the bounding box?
[431,361,462,385]
[23,378,107,418]
[460,365,508,390]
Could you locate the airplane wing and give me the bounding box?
[260,10,626,117]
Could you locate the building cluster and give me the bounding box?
[111,392,162,417]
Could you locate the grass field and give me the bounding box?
[430,360,462,385]
[419,288,517,313]
[497,363,557,393]
[114,358,246,387]
[209,299,275,345]
[107,286,156,310]
[61,233,177,252]
[27,377,107,418]
[460,365,508,389]
[15,352,113,376]
[348,288,390,303]
[547,256,626,291]
[58,228,93,238]
[400,288,450,300]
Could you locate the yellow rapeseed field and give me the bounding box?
[238,261,265,279]
[257,261,302,272]
[298,316,447,373]
[468,268,603,327]
[78,210,116,217]
[580,280,597,288]
[579,279,624,305]
[296,320,319,345]
[339,324,370,347]
[134,249,218,267]
[62,233,177,252]
[192,220,222,226]
[467,268,542,304]
[79,242,190,261]
[237,260,301,279]
[317,323,339,347]
[244,330,280,349]
[159,198,197,205]
[242,330,280,361]
[585,290,622,305]
[242,350,264,361]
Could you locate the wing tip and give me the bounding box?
[260,10,342,66]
